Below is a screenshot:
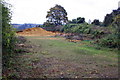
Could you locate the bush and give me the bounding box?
[90,30,104,38]
[98,14,120,49]
[62,23,91,34]
[98,34,120,48]
[2,2,16,54]
[1,1,17,69]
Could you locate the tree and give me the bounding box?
[77,17,85,23]
[103,14,113,26]
[46,4,68,26]
[92,19,100,25]
[103,8,120,26]
[70,17,85,24]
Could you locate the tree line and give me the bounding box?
[42,4,120,49]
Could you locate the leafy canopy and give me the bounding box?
[1,0,16,54]
[46,4,68,26]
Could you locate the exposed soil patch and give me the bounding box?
[17,27,59,36]
[17,27,92,42]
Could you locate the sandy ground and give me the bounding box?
[17,27,58,36]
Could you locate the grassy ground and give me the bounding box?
[9,36,118,78]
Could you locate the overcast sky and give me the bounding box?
[8,0,120,24]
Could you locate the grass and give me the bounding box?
[26,36,118,59]
[8,36,118,78]
[25,36,118,68]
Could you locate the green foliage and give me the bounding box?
[1,0,16,70]
[111,14,120,49]
[2,2,16,54]
[62,23,109,39]
[98,14,120,49]
[98,34,120,48]
[61,24,78,33]
[71,24,90,34]
[112,14,120,39]
[90,29,105,38]
[61,23,91,34]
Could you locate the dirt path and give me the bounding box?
[11,36,118,78]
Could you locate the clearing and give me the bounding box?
[8,28,118,78]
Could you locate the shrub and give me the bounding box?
[2,2,16,54]
[98,14,120,49]
[98,34,120,48]
[62,23,91,34]
[1,1,17,69]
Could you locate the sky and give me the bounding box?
[8,0,120,24]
